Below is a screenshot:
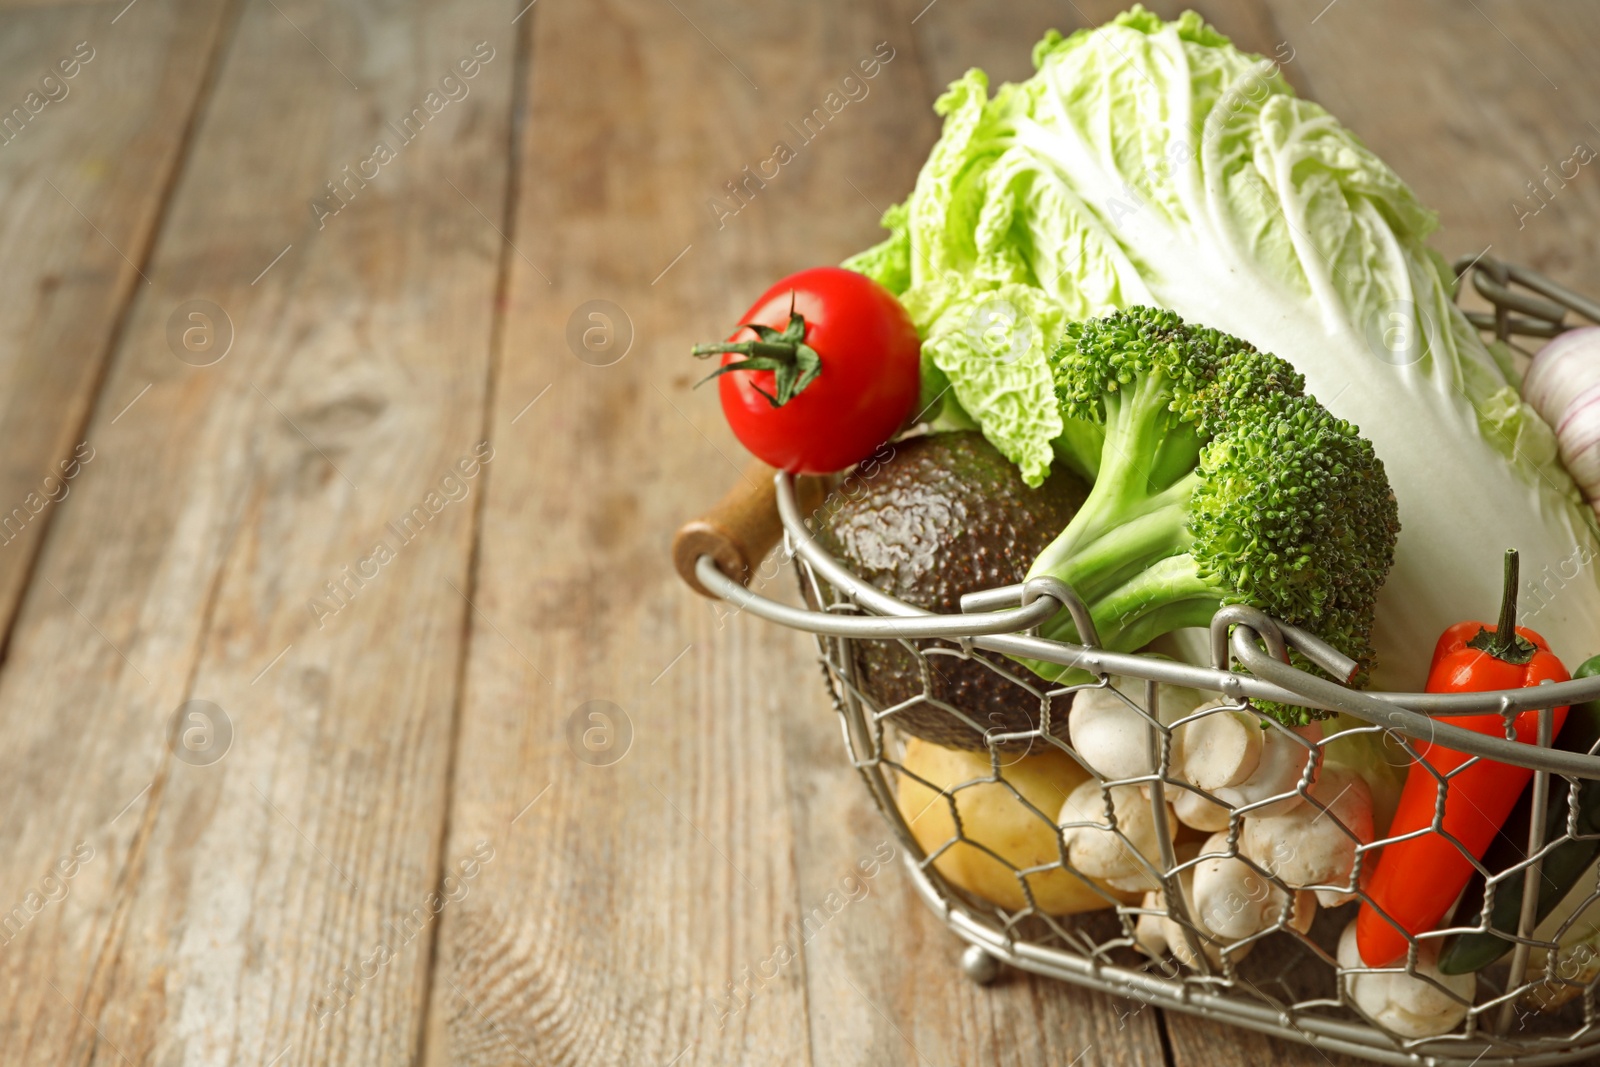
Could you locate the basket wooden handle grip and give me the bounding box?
[673,460,823,598]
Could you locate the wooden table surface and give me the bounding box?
[1,0,1597,1063]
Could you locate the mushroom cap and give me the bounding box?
[1134,890,1167,958]
[1241,765,1374,901]
[1208,720,1322,819]
[1058,780,1174,891]
[1191,832,1311,941]
[1337,921,1474,1039]
[1158,862,1255,970]
[1068,684,1160,782]
[1170,784,1232,832]
[1178,704,1262,791]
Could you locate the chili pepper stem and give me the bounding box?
[1492,549,1520,658]
[1466,548,1538,665]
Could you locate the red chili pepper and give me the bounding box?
[1357,550,1570,967]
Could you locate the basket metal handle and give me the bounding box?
[692,556,1066,639]
[674,455,1600,777]
[1453,253,1600,339]
[776,470,1600,776]
[671,458,826,597]
[676,464,1074,636]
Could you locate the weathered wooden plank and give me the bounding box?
[0,0,231,669]
[415,0,949,1064]
[0,0,514,1062]
[0,2,1568,1067]
[0,0,114,11]
[901,0,1303,99]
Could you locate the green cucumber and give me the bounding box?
[1438,654,1600,975]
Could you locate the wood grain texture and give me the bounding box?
[0,0,513,1062]
[0,0,232,671]
[415,0,830,1062]
[899,0,1301,100]
[0,2,1595,1067]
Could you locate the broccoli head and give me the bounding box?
[1025,306,1400,722]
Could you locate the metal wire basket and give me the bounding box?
[673,257,1600,1066]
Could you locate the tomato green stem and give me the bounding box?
[691,339,803,360]
[689,298,822,408]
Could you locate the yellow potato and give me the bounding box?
[896,737,1135,914]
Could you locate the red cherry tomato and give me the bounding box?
[695,267,921,474]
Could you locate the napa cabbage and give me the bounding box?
[844,6,1600,690]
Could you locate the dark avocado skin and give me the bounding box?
[814,432,1090,751]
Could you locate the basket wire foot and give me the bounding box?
[960,945,1002,986]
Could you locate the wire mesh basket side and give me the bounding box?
[790,536,1600,1065]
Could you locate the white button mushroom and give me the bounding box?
[1132,840,1304,972]
[1144,841,1240,970]
[1058,779,1175,893]
[1191,831,1316,941]
[1068,676,1205,784]
[1159,866,1239,970]
[1134,889,1167,959]
[1157,866,1273,970]
[1177,703,1321,820]
[1179,706,1262,790]
[1067,682,1160,782]
[1241,764,1374,907]
[1337,920,1474,1039]
[1170,785,1232,832]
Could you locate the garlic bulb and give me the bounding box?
[1524,327,1600,519]
[1524,326,1600,424]
[1555,380,1600,502]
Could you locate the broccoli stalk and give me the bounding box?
[1024,307,1401,722]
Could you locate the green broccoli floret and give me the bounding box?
[1025,306,1400,722]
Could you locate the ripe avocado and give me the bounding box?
[813,432,1090,751]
